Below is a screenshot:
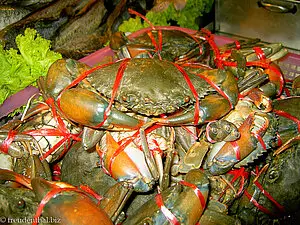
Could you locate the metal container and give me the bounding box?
[215,0,300,52]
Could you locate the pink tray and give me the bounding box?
[1,27,299,119]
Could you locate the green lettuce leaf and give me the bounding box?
[0,28,62,105]
[119,0,214,32]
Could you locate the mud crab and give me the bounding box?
[0,168,133,225]
[230,140,300,224]
[35,21,289,194]
[0,98,81,163]
[109,9,210,64]
[37,54,241,192]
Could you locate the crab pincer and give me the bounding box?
[207,112,270,175]
[0,169,113,225]
[31,178,113,225]
[122,169,209,225]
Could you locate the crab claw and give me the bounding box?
[260,62,285,97]
[246,88,273,112]
[122,169,209,225]
[208,113,257,175]
[0,169,32,189]
[97,131,156,192]
[31,177,113,225]
[155,94,233,126]
[206,120,240,143]
[59,88,143,129]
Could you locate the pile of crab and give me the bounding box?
[1,11,300,225]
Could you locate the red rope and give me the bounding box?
[253,180,285,213]
[226,167,249,196]
[96,58,130,128]
[155,190,180,225]
[244,190,276,216]
[32,187,98,225]
[274,109,300,132]
[200,30,284,97]
[244,165,285,217]
[230,141,241,160]
[196,73,233,109]
[201,28,223,69]
[128,8,155,30]
[171,63,200,125]
[253,47,266,60]
[0,130,18,154]
[108,124,162,177]
[234,40,241,50]
[179,180,206,209]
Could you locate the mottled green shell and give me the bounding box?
[87,58,214,116]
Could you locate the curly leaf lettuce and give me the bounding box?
[0,28,62,105]
[119,0,214,32]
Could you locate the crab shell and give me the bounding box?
[85,58,238,117]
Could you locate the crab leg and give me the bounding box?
[100,181,133,222]
[0,169,32,189]
[0,131,36,157]
[139,122,160,181]
[155,67,238,126]
[122,169,209,225]
[160,127,175,190]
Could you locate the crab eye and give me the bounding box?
[184,96,190,103]
[268,170,280,182]
[211,127,218,134]
[16,199,26,210]
[234,131,240,138]
[224,124,231,132]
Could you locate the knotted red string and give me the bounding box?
[107,124,162,177]
[24,98,81,160]
[253,47,266,61]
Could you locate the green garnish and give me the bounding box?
[118,0,214,32]
[0,28,62,105]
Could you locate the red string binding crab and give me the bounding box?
[36,9,287,193]
[37,54,240,192]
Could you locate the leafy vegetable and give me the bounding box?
[0,28,62,105]
[118,17,149,33]
[119,0,214,32]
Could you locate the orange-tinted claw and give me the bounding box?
[263,62,284,96]
[99,132,141,179]
[208,113,256,175]
[247,88,273,112]
[0,169,32,189]
[59,88,142,129]
[97,132,154,192]
[31,178,113,225]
